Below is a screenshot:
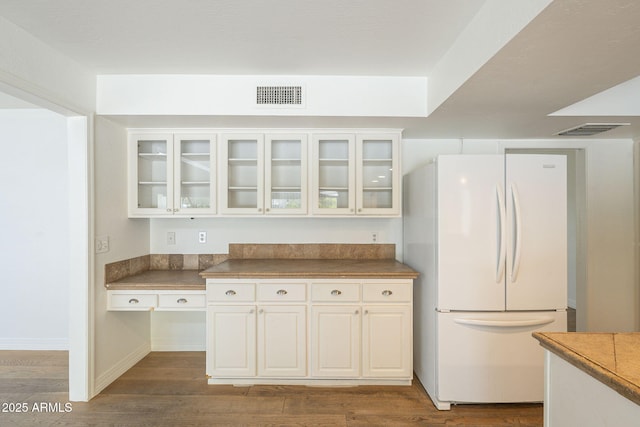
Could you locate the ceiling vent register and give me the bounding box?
[556,122,629,136]
[256,85,303,106]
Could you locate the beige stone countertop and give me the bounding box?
[106,270,205,290]
[533,332,640,406]
[199,259,419,279]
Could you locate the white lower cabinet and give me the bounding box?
[311,305,361,377]
[207,305,256,377]
[206,278,412,385]
[257,305,306,377]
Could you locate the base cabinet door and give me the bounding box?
[206,305,256,377]
[311,305,360,377]
[257,305,306,377]
[362,305,412,378]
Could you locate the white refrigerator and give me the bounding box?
[403,154,567,410]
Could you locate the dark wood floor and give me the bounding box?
[0,350,542,426]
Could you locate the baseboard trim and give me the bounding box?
[151,340,205,352]
[94,341,150,395]
[0,338,69,350]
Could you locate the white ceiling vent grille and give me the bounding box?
[556,122,629,136]
[256,85,303,106]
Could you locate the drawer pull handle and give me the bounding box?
[382,290,393,296]
[276,289,288,296]
[128,298,139,304]
[331,289,342,296]
[176,298,188,304]
[225,290,237,296]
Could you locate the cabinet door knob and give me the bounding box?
[331,289,342,296]
[364,310,369,315]
[176,298,188,304]
[225,290,237,296]
[259,309,264,314]
[128,298,139,304]
[166,209,172,212]
[358,208,362,212]
[276,289,288,296]
[355,310,359,315]
[382,290,393,296]
[249,309,255,314]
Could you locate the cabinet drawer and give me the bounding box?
[158,293,206,310]
[258,283,307,302]
[208,283,256,302]
[362,282,412,302]
[311,282,360,302]
[109,293,157,311]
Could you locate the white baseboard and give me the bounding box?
[151,340,205,351]
[0,338,69,350]
[94,341,150,395]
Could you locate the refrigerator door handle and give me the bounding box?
[510,183,523,282]
[453,317,555,328]
[496,186,506,283]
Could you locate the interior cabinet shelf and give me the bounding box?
[138,181,167,185]
[138,153,167,157]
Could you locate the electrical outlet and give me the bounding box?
[95,235,110,253]
[167,232,176,245]
[198,231,207,244]
[371,232,378,243]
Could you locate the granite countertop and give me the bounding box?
[199,258,419,279]
[533,332,640,406]
[106,270,205,291]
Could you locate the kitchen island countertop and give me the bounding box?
[533,332,640,406]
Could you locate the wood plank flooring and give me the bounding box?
[0,350,542,426]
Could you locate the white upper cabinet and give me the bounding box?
[128,133,216,217]
[220,134,265,214]
[312,133,400,216]
[312,134,356,215]
[129,129,400,217]
[264,134,308,215]
[356,134,400,216]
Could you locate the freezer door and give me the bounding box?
[436,310,567,405]
[437,155,505,311]
[505,154,567,310]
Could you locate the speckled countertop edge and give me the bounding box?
[533,332,640,406]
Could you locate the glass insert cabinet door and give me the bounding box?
[356,134,400,215]
[265,134,308,215]
[312,134,356,215]
[174,134,216,215]
[221,134,265,214]
[129,133,216,216]
[131,134,174,215]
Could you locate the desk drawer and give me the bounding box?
[158,293,206,310]
[109,293,157,311]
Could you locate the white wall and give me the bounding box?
[93,117,151,392]
[0,109,69,349]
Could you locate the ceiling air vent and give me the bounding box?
[256,85,303,106]
[556,122,629,136]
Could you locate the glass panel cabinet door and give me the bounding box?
[129,133,174,216]
[174,134,216,215]
[221,134,264,214]
[265,134,308,215]
[312,134,356,215]
[356,134,400,215]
